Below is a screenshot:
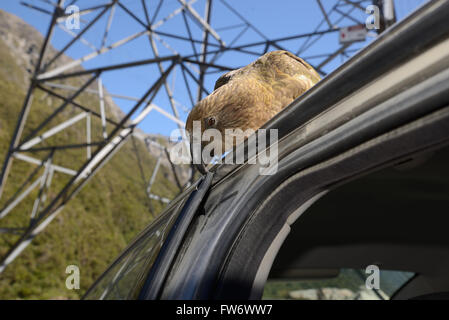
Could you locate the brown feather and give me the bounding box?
[186,50,321,154]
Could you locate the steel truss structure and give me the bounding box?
[0,0,395,273]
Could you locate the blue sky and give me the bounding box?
[0,0,427,136]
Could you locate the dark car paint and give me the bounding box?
[85,0,449,300]
[159,0,449,299]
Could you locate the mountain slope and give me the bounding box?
[0,9,179,299]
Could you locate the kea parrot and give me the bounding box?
[186,50,321,172]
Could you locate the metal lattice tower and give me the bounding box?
[0,0,396,273]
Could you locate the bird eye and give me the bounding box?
[206,117,216,127]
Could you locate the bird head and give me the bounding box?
[186,83,256,173]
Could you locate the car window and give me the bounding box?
[84,195,189,300]
[263,269,414,300]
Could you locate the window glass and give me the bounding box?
[84,196,189,300]
[263,269,414,300]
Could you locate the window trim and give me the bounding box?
[138,172,214,299]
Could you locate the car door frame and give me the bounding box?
[158,0,449,300]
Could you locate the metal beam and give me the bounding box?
[0,0,389,277]
[177,0,225,47]
[36,84,122,127]
[0,62,177,274]
[317,43,352,69]
[196,0,213,102]
[43,3,113,72]
[0,0,64,201]
[21,73,99,145]
[19,112,88,151]
[316,0,335,29]
[37,55,177,82]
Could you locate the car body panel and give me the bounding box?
[85,0,449,300]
